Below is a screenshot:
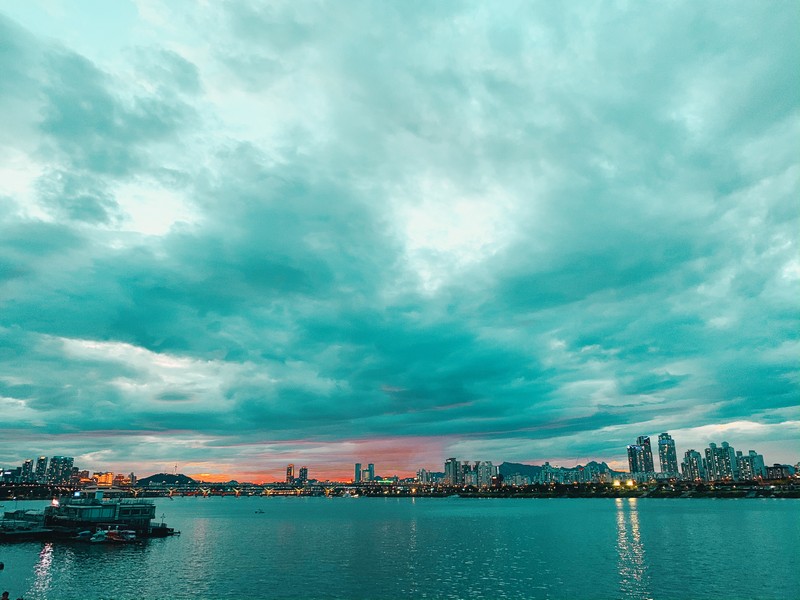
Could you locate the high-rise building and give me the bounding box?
[21,459,34,483]
[367,463,375,482]
[46,456,74,484]
[681,449,706,481]
[736,450,766,480]
[35,456,48,483]
[627,444,646,474]
[705,442,738,481]
[476,461,497,488]
[298,466,308,484]
[750,451,766,479]
[462,462,476,486]
[658,433,679,475]
[637,436,655,473]
[354,463,362,483]
[444,458,461,485]
[285,464,295,484]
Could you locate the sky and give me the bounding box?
[0,1,798,483]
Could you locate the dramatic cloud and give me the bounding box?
[0,1,797,480]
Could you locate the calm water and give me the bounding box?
[0,497,797,599]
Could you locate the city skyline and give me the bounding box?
[0,2,797,482]
[5,429,796,484]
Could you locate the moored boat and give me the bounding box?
[0,487,179,542]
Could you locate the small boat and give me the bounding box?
[90,529,137,543]
[90,530,107,543]
[75,530,92,541]
[255,509,265,514]
[107,530,136,543]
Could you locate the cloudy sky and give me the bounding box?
[0,1,797,482]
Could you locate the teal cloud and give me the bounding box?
[0,2,797,473]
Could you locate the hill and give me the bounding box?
[500,461,623,478]
[136,473,197,486]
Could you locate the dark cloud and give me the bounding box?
[0,2,797,475]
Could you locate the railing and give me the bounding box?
[60,497,155,506]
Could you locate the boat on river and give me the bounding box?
[1,488,177,541]
[89,528,137,543]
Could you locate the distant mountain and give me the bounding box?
[500,461,623,478]
[500,462,542,478]
[136,473,197,486]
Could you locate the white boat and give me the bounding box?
[89,530,107,543]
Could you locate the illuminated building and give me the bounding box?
[46,456,74,484]
[627,445,646,477]
[681,449,706,481]
[627,436,655,481]
[21,459,33,482]
[765,464,792,480]
[462,462,476,486]
[658,433,679,476]
[637,436,655,473]
[475,461,497,488]
[353,462,375,483]
[736,450,765,480]
[35,456,48,483]
[444,458,460,485]
[95,471,114,486]
[298,466,308,484]
[705,442,738,481]
[286,464,295,484]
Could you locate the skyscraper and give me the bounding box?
[637,436,655,473]
[476,461,497,488]
[627,445,645,475]
[736,450,766,480]
[46,456,74,484]
[21,459,33,483]
[444,458,460,485]
[658,433,679,475]
[298,466,308,484]
[681,449,706,481]
[285,464,295,484]
[705,442,738,481]
[354,463,362,483]
[35,456,48,483]
[367,463,375,482]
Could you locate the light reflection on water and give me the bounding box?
[31,543,53,598]
[0,497,795,599]
[615,498,652,600]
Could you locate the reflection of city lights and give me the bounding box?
[616,496,651,597]
[32,542,54,597]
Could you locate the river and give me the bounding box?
[0,496,797,599]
